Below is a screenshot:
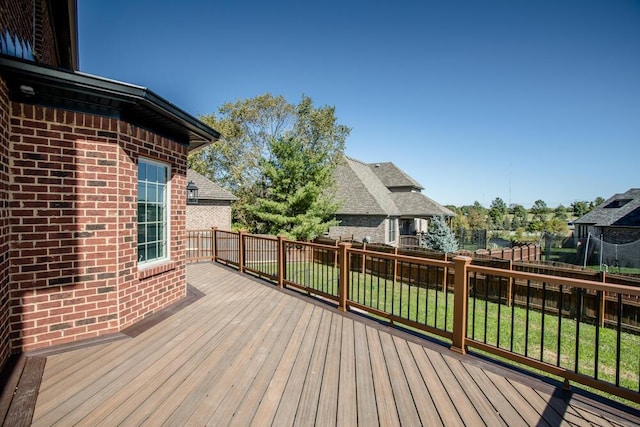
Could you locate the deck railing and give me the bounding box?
[187,228,640,405]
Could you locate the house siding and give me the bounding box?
[328,215,387,244]
[187,202,232,230]
[7,102,188,353]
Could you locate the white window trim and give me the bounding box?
[137,157,171,268]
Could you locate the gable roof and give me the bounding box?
[574,188,640,228]
[333,157,400,216]
[390,192,455,217]
[333,156,453,218]
[187,169,237,202]
[368,162,424,190]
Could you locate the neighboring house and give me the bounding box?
[186,169,237,230]
[328,157,453,246]
[368,162,455,236]
[573,188,640,244]
[0,0,220,369]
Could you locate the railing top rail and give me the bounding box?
[284,240,339,251]
[187,229,216,233]
[469,264,640,296]
[348,247,455,269]
[216,229,239,236]
[243,234,278,242]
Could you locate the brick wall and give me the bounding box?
[0,77,11,368]
[328,215,387,244]
[118,124,187,329]
[187,202,232,230]
[0,0,60,66]
[8,102,188,353]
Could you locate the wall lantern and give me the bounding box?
[186,180,199,204]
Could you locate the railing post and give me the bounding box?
[451,255,472,355]
[277,235,286,288]
[238,229,245,273]
[338,242,351,312]
[211,227,217,262]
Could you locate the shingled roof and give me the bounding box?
[368,162,424,190]
[333,157,400,215]
[333,156,452,218]
[574,188,640,228]
[390,192,455,217]
[187,169,237,202]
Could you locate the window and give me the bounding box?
[388,217,397,243]
[138,158,169,265]
[604,199,631,209]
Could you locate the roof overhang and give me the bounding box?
[0,56,220,150]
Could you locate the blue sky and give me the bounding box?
[77,0,640,208]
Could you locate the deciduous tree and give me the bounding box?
[188,93,350,228]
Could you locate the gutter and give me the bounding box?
[0,56,220,150]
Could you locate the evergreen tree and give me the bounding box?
[511,204,528,230]
[488,197,508,230]
[248,136,339,240]
[423,215,459,253]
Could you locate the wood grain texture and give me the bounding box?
[17,262,639,427]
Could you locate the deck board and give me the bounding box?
[408,342,465,426]
[314,313,342,426]
[270,306,323,426]
[293,309,332,426]
[392,336,443,426]
[379,331,421,426]
[430,350,486,426]
[337,317,358,426]
[463,362,529,426]
[22,262,640,427]
[353,320,379,427]
[366,326,401,426]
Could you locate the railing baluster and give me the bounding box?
[617,292,622,387]
[525,280,531,358]
[510,276,516,352]
[483,274,490,343]
[540,282,546,361]
[497,275,502,348]
[557,284,563,367]
[472,271,477,341]
[595,289,601,380]
[444,266,449,331]
[575,288,582,374]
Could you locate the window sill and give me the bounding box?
[138,260,176,280]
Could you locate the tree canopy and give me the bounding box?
[189,93,350,229]
[247,136,339,240]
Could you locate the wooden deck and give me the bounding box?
[25,262,640,426]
